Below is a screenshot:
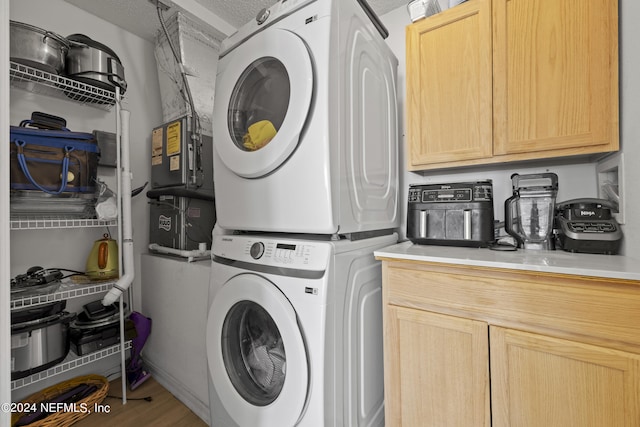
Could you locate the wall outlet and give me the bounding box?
[597,153,625,224]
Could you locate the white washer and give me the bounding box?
[212,0,399,236]
[206,232,397,426]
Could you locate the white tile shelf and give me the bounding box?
[10,281,117,310]
[9,61,117,109]
[11,341,132,391]
[10,217,117,230]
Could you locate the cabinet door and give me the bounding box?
[493,0,619,156]
[406,0,493,169]
[384,306,490,426]
[491,327,640,427]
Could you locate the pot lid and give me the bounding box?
[67,33,121,62]
[11,311,75,332]
[71,311,124,329]
[11,300,67,325]
[10,20,69,48]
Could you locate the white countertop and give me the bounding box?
[374,241,640,281]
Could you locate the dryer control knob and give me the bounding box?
[250,242,265,259]
[256,8,270,25]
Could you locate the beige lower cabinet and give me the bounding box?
[385,306,490,426]
[380,260,640,427]
[490,327,640,427]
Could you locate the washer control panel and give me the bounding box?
[213,235,330,271]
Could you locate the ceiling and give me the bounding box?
[64,0,408,43]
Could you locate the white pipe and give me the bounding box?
[103,109,134,306]
[149,243,210,262]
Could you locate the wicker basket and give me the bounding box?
[11,374,109,427]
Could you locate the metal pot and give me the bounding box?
[10,20,69,74]
[66,34,127,94]
[11,311,75,380]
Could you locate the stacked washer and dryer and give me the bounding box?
[205,0,399,426]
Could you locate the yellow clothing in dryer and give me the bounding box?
[243,120,277,151]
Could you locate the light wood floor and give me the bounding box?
[74,377,207,427]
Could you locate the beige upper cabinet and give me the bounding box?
[406,0,619,171]
[406,0,493,167]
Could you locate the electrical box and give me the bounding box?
[150,116,213,193]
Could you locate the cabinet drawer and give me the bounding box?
[382,261,640,353]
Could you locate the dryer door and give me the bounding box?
[206,273,308,426]
[213,28,313,178]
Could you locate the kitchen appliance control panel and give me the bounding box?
[212,235,330,271]
[409,181,493,203]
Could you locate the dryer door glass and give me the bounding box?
[228,58,290,153]
[222,300,286,406]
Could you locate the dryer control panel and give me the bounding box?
[220,0,317,57]
[212,235,330,271]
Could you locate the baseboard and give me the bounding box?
[145,359,210,425]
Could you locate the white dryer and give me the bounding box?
[212,0,399,236]
[206,232,397,426]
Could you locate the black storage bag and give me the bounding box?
[10,120,100,194]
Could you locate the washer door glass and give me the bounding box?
[213,28,313,178]
[222,301,286,406]
[206,274,308,426]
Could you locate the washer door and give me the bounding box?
[206,274,308,426]
[213,28,313,178]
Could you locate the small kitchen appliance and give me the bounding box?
[69,300,135,356]
[407,181,495,247]
[85,234,119,280]
[11,266,62,299]
[504,173,558,250]
[555,198,622,254]
[65,33,127,93]
[11,301,75,380]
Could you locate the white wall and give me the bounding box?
[140,254,211,423]
[9,0,164,310]
[379,4,633,249]
[618,0,640,256]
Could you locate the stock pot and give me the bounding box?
[10,20,69,74]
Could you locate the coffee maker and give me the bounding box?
[504,173,558,250]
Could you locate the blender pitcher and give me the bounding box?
[504,173,558,250]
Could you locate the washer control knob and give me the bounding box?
[256,8,270,25]
[250,242,265,259]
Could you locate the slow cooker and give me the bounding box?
[11,302,75,380]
